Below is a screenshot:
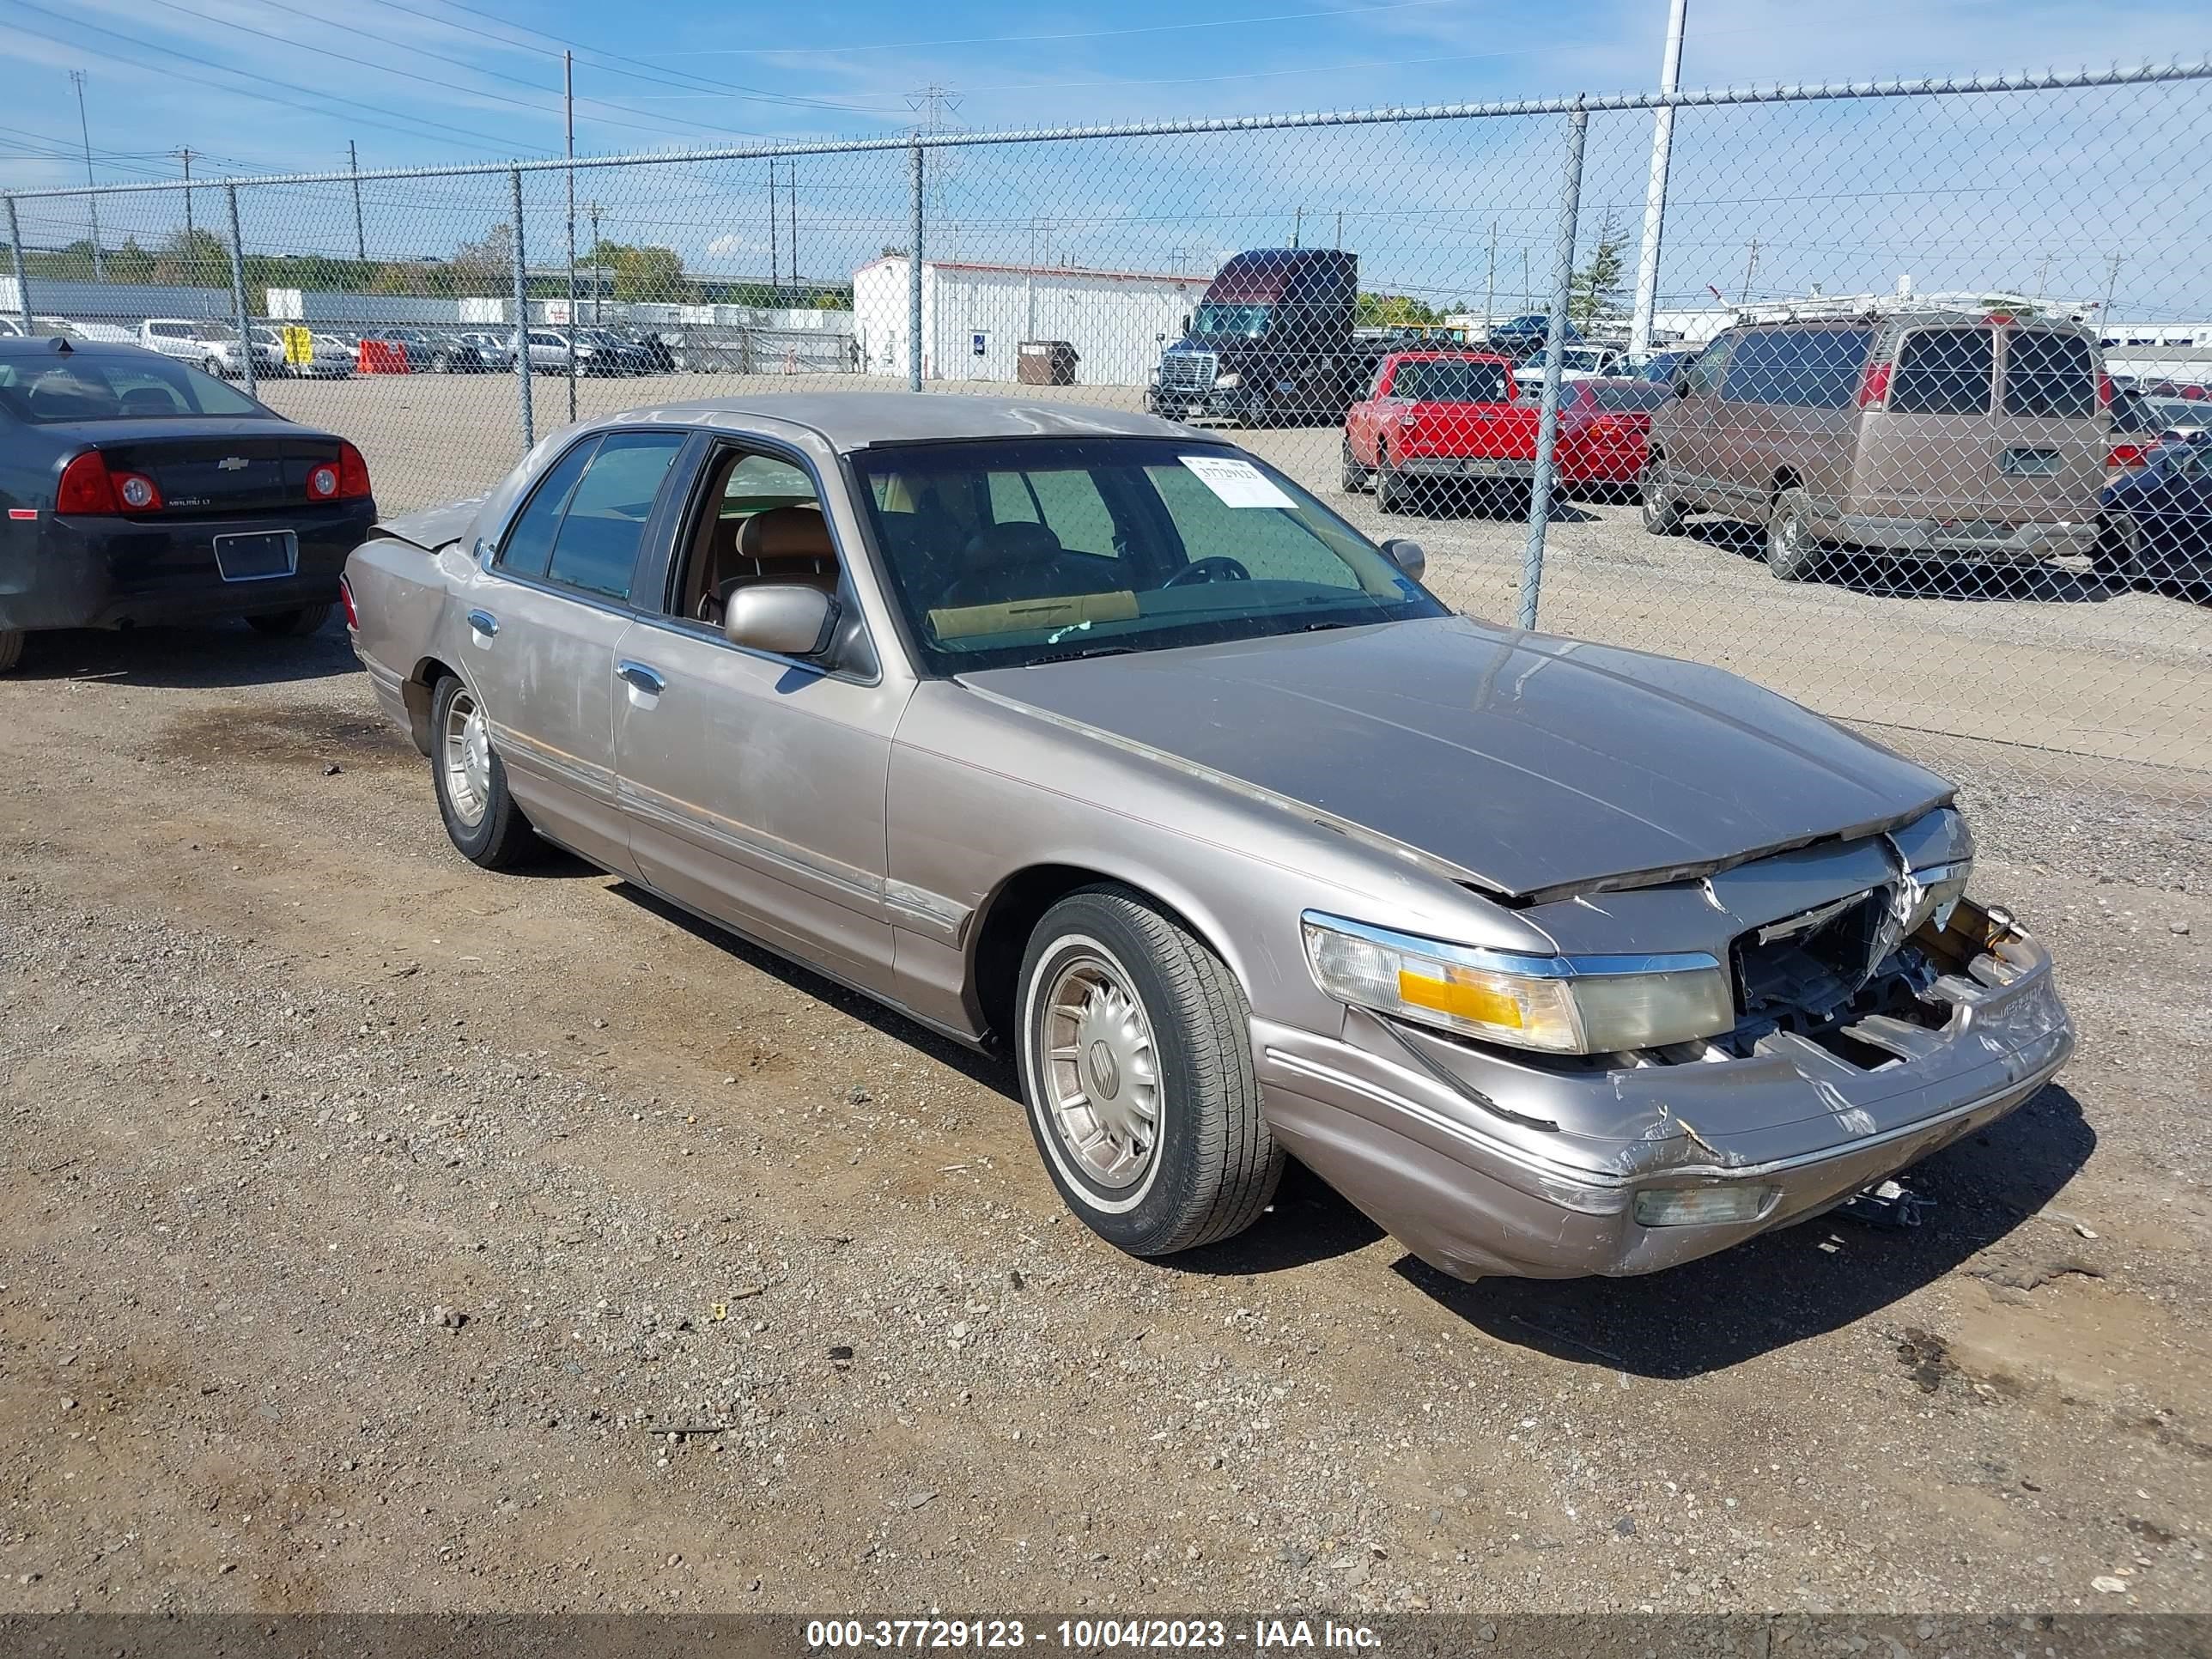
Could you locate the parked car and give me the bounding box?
[343,392,2069,1282]
[1631,347,1701,385]
[2097,433,2212,593]
[461,331,516,372]
[369,329,485,374]
[0,314,131,343]
[1486,312,1582,359]
[1341,350,1536,512]
[614,325,678,374]
[511,326,653,376]
[0,336,376,672]
[1553,376,1673,497]
[299,332,358,380]
[1641,309,2110,581]
[138,318,283,380]
[1553,344,1627,380]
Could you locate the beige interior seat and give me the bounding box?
[695,503,839,624]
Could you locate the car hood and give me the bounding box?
[958,615,1952,902]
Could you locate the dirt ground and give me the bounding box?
[2,380,2210,1617]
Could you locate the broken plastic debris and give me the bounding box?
[1838,1178,1932,1230]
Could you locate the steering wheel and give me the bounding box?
[1163,556,1253,588]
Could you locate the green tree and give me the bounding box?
[1569,211,1629,325]
[106,236,157,283]
[1357,291,1441,327]
[449,222,514,295]
[151,226,233,286]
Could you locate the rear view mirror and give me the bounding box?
[725,584,838,659]
[1380,538,1426,582]
[1674,376,1692,398]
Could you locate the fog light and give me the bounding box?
[1633,1185,1779,1228]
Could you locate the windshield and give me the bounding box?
[1389,358,1513,402]
[854,436,1444,675]
[2148,397,2207,428]
[1587,380,1671,410]
[1192,303,1272,338]
[578,329,621,347]
[0,354,270,422]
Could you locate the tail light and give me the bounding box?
[307,463,340,501]
[56,451,119,514]
[338,574,359,631]
[1856,359,1893,410]
[2108,441,2149,470]
[337,440,372,501]
[114,471,163,511]
[2099,374,2115,410]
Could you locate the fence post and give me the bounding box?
[3,198,30,335]
[1518,106,1587,633]
[224,184,255,400]
[908,144,925,391]
[511,169,534,451]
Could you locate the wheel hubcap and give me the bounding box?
[442,693,492,828]
[1040,955,1159,1190]
[1773,507,1803,557]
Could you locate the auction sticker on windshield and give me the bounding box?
[1181,454,1296,509]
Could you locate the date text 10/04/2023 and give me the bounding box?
[804,1620,1382,1650]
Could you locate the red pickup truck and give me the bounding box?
[1341,351,1537,513]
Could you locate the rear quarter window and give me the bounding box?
[1888,329,1995,416]
[2003,331,2099,419]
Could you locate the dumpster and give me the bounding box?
[1018,339,1079,386]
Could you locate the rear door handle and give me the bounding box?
[617,659,665,696]
[466,609,499,638]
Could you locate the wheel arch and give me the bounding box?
[404,654,465,757]
[967,860,1247,1050]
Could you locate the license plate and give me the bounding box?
[1185,404,1206,417]
[2001,447,2060,477]
[1462,457,1518,476]
[213,529,299,581]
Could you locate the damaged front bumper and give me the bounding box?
[1255,901,2072,1281]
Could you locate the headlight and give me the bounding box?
[1301,912,1734,1055]
[1213,371,1242,389]
[1905,859,1972,936]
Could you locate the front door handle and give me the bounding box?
[617,659,665,697]
[466,609,499,638]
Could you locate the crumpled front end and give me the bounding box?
[1255,896,2072,1281]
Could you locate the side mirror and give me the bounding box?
[1673,376,1692,398]
[1379,538,1426,582]
[725,584,838,659]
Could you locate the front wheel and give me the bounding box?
[1765,488,1825,581]
[246,604,331,638]
[2094,512,2147,589]
[1017,886,1283,1258]
[430,674,536,869]
[0,629,23,674]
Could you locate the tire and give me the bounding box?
[1376,453,1413,514]
[431,353,453,374]
[0,629,23,674]
[1016,885,1283,1258]
[1765,487,1824,581]
[2094,512,2148,589]
[429,673,536,870]
[204,356,228,380]
[1640,455,1685,535]
[1340,437,1372,495]
[246,604,331,638]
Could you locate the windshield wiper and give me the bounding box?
[1026,643,1138,665]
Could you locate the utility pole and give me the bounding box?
[1485,220,1497,327]
[2034,253,2051,301]
[788,160,799,293]
[1628,0,1687,358]
[348,140,365,261]
[1522,248,1530,312]
[2101,252,2123,330]
[1291,205,1304,249]
[1334,210,1342,251]
[768,161,778,300]
[1739,238,1759,305]
[587,202,602,321]
[70,71,103,281]
[175,147,195,245]
[564,49,577,421]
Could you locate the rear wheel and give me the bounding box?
[246,604,331,638]
[1640,455,1685,534]
[1340,437,1371,494]
[0,629,23,674]
[1016,886,1282,1258]
[430,674,535,870]
[2094,512,2147,589]
[1765,488,1824,581]
[1376,453,1413,514]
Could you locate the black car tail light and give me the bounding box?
[114,471,164,511]
[307,463,340,501]
[336,441,372,501]
[56,451,119,514]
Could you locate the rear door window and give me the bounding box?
[2003,331,2099,418]
[544,431,687,602]
[495,439,599,580]
[1889,329,1995,416]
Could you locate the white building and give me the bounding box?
[851,257,1210,386]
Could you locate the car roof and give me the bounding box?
[592,392,1203,452]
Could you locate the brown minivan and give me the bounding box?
[1641,308,2111,580]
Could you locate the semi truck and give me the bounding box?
[1147,249,1397,427]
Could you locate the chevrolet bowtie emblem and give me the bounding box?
[217,456,249,471]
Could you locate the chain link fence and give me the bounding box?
[5,62,2209,881]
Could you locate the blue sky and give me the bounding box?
[3,0,2206,317]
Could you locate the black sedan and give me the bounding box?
[2098,432,2212,595]
[0,336,377,672]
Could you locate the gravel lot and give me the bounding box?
[2,374,2209,1617]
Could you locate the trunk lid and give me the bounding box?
[961,615,1952,902]
[49,419,340,516]
[373,495,486,553]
